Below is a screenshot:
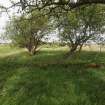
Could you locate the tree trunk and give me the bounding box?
[32,46,37,55]
[78,44,83,52]
[26,43,32,53]
[65,44,78,58]
[31,39,39,55]
[26,37,33,54]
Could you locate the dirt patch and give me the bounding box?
[86,63,105,69]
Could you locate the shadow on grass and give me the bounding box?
[1,49,105,64]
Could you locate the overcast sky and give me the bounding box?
[0,0,18,33]
[0,0,77,34]
[0,0,60,42]
[0,0,10,33]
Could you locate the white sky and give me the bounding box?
[0,0,11,33]
[0,0,60,42]
[0,0,77,33]
[0,0,19,33]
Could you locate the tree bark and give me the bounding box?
[69,0,105,9]
[20,0,105,10]
[65,44,78,57]
[78,44,84,52]
[26,37,33,54]
[31,38,40,55]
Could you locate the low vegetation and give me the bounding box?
[0,45,105,105]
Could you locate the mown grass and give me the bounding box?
[0,45,105,105]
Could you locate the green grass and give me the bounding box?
[0,45,105,105]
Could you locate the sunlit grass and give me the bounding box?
[83,44,105,52]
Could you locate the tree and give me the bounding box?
[19,0,105,11]
[5,11,50,55]
[58,5,105,55]
[1,0,105,15]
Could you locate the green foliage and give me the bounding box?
[5,11,50,54]
[59,4,105,53]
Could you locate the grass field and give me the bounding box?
[0,45,105,105]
